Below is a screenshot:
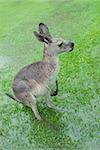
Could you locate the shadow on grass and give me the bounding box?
[0,92,76,149]
[21,104,76,149]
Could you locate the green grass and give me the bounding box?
[0,0,100,149]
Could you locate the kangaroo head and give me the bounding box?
[34,23,74,57]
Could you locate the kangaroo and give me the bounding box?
[6,23,74,120]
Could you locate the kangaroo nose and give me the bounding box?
[68,42,74,48]
[71,42,74,47]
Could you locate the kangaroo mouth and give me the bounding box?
[69,47,74,52]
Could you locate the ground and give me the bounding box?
[0,0,100,149]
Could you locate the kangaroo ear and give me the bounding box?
[34,31,45,42]
[39,23,51,37]
[34,31,52,44]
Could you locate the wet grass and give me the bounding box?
[0,0,100,149]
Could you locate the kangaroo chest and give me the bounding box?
[50,57,60,85]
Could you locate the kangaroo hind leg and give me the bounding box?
[29,93,42,121]
[22,92,42,121]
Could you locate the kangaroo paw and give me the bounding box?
[50,90,58,96]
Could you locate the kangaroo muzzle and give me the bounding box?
[68,42,74,51]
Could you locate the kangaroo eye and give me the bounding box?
[58,42,63,47]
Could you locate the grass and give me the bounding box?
[0,0,100,149]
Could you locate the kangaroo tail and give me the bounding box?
[5,93,17,101]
